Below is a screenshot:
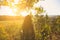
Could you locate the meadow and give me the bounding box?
[0,16,24,40]
[0,15,60,40]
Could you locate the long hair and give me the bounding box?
[22,15,35,40]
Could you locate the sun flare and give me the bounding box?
[0,0,36,16]
[20,9,36,17]
[20,11,30,17]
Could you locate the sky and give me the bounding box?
[0,0,60,16]
[39,0,60,15]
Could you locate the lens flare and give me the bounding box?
[20,11,29,17]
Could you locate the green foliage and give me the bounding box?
[33,15,60,40]
[35,7,44,14]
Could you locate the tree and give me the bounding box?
[0,0,44,15]
[0,0,14,6]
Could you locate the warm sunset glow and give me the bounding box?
[20,9,36,17]
[0,6,16,16]
[20,11,29,17]
[6,7,16,16]
[0,0,37,16]
[30,9,36,15]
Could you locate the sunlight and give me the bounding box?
[20,11,29,17]
[30,9,36,15]
[0,6,16,16]
[20,9,36,17]
[0,0,36,16]
[14,0,19,4]
[6,7,16,16]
